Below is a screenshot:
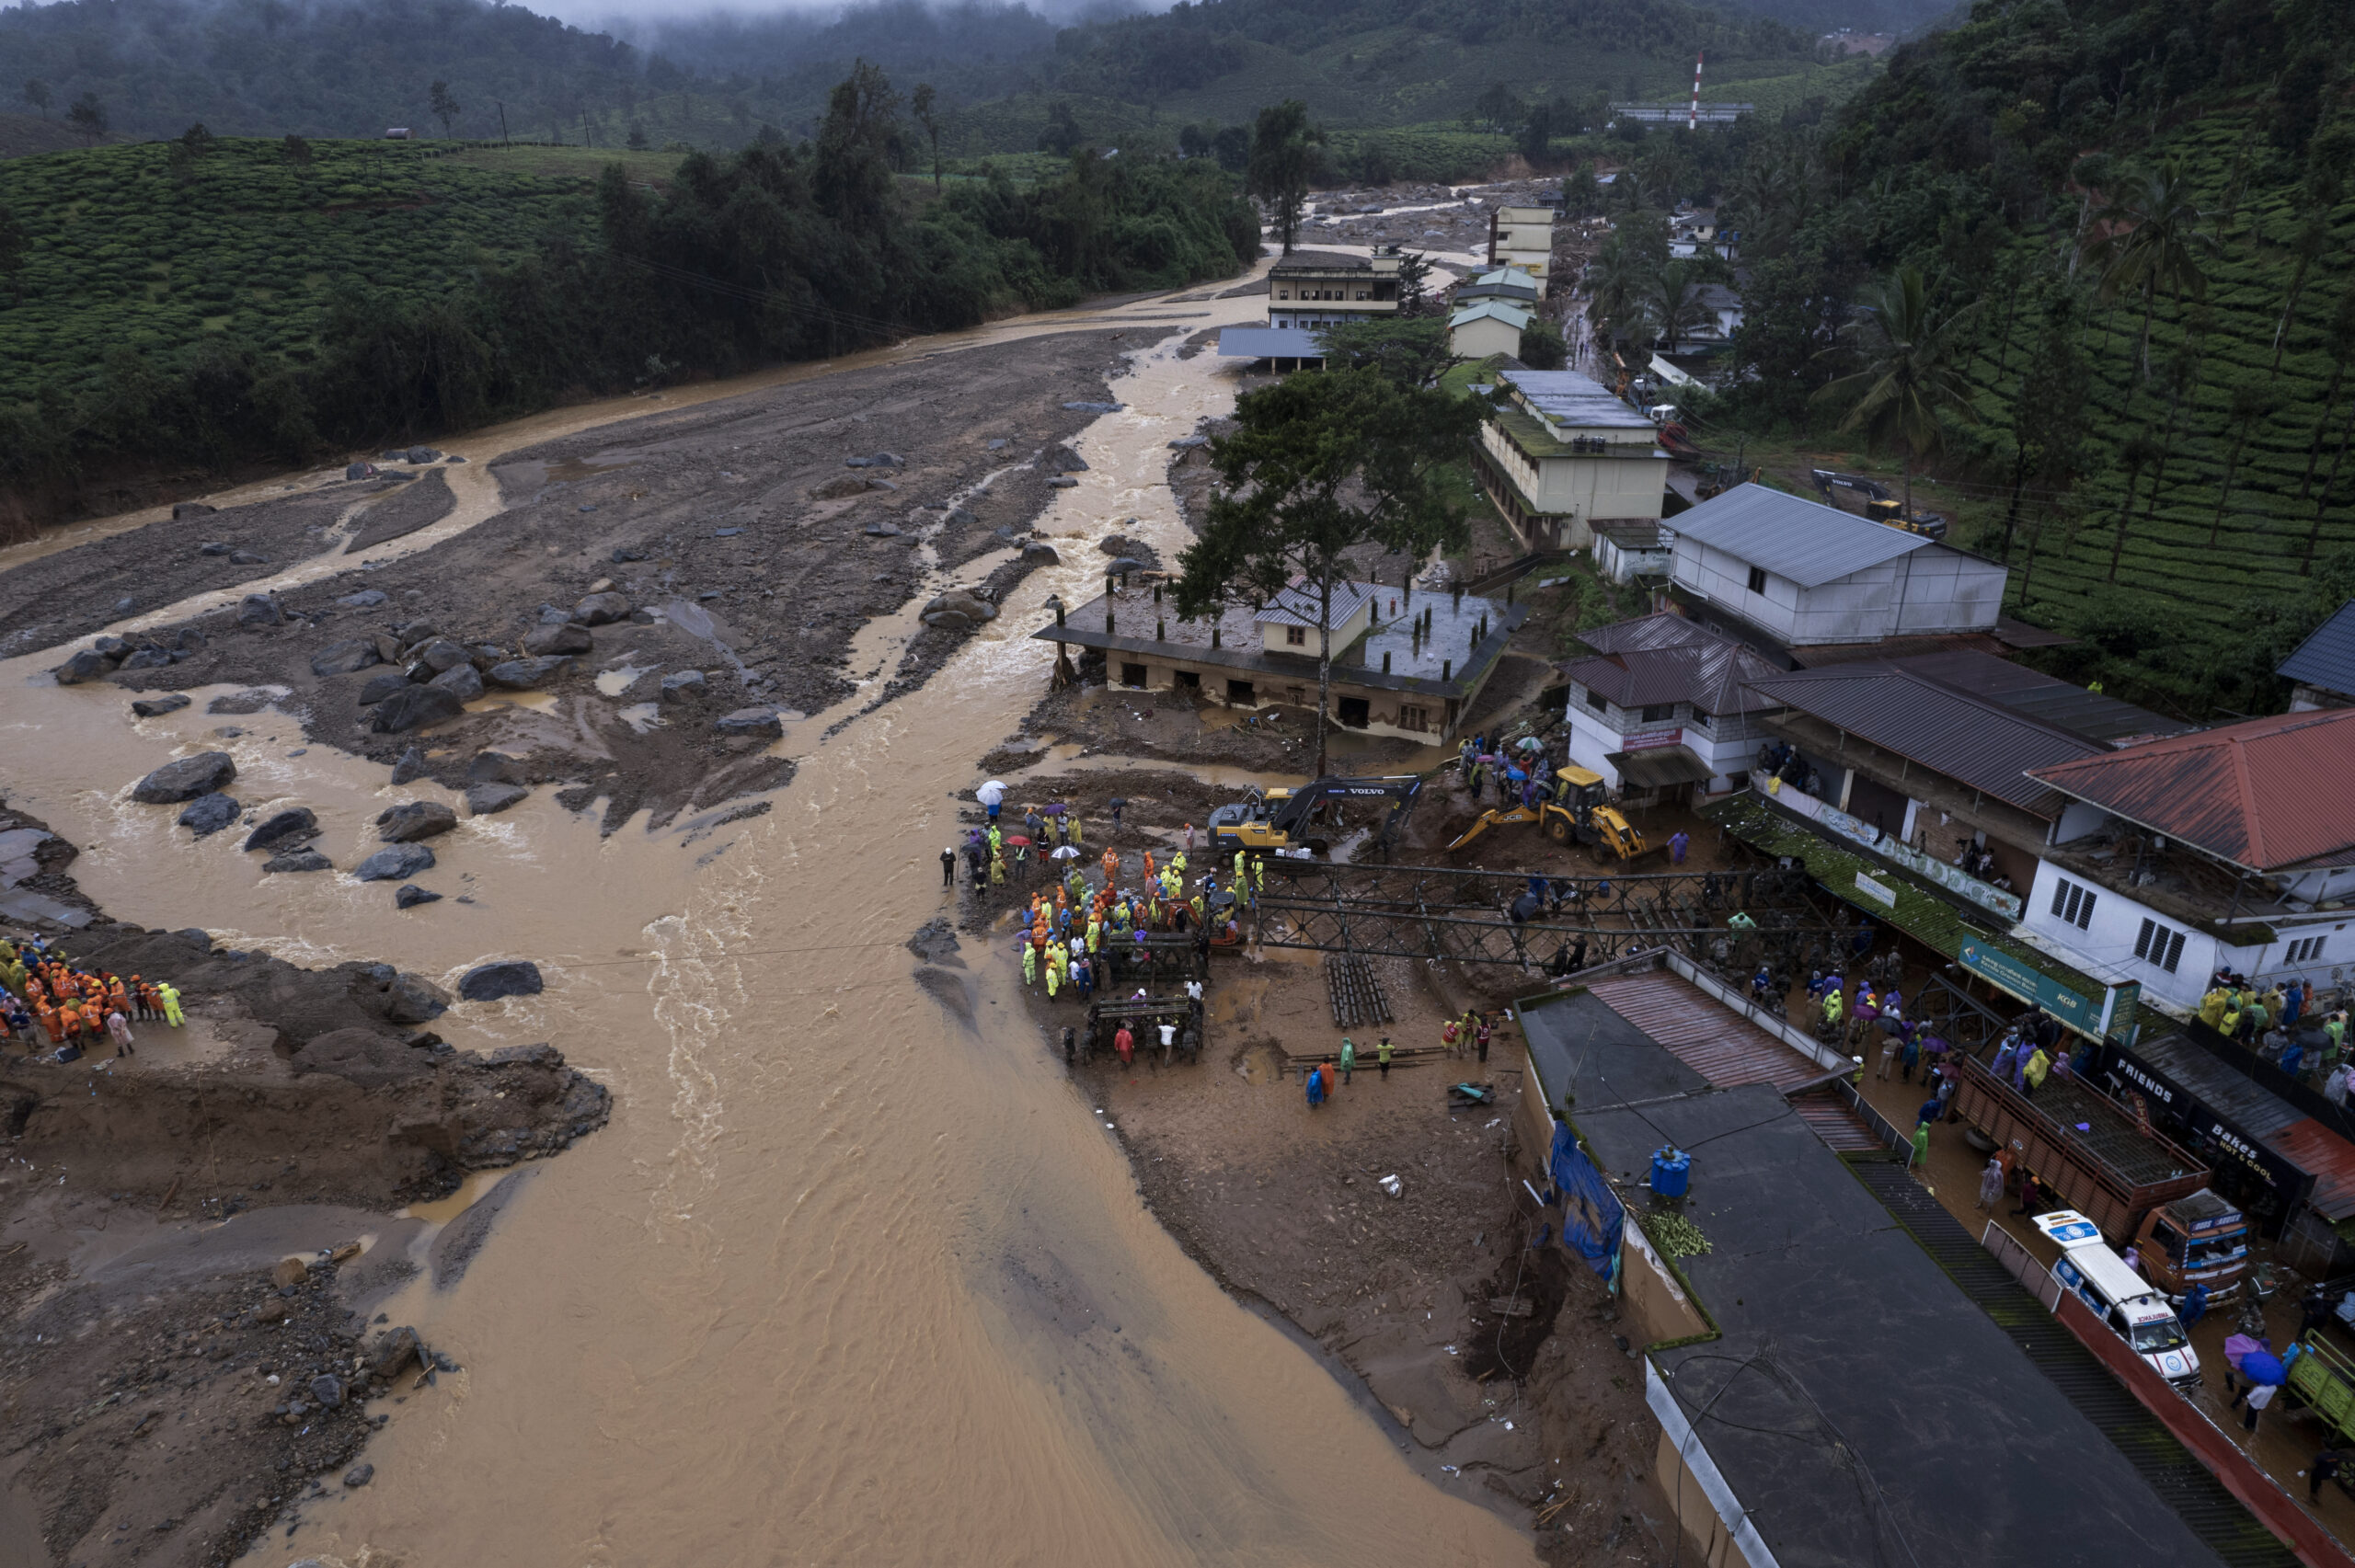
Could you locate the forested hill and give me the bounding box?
[1705,0,2355,715]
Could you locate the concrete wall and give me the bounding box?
[1258,598,1370,658]
[1563,687,1764,792]
[1594,537,1673,584]
[1480,422,1667,531]
[1451,314,1522,361]
[1673,539,2005,646]
[1109,651,1461,740]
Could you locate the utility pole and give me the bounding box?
[581,110,593,147]
[1689,52,1704,131]
[497,100,509,144]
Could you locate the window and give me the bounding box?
[2288,934,2329,965]
[1174,670,1200,691]
[1640,704,1673,723]
[1284,624,1307,646]
[1746,566,1767,595]
[2049,876,2097,931]
[1226,680,1256,705]
[1583,684,1608,715]
[1120,663,1148,689]
[1688,708,1712,731]
[1400,704,1430,731]
[2134,917,2186,974]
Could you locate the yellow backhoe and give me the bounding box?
[1445,766,1657,863]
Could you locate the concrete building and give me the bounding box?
[1486,202,1557,281]
[1214,326,1329,372]
[1452,266,1541,309]
[1559,612,1784,797]
[2016,707,2355,1017]
[1446,299,1532,360]
[1668,483,2009,652]
[1470,369,1668,553]
[2280,600,2355,711]
[1266,250,1402,330]
[1030,575,1524,742]
[1591,520,1671,585]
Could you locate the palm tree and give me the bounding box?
[1811,267,1981,519]
[2081,161,2218,379]
[2208,383,2269,545]
[1583,232,1650,339]
[1645,260,1707,351]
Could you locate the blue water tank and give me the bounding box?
[1650,1147,1691,1198]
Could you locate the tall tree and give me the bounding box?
[2207,384,2269,545]
[911,83,942,191]
[2000,287,2089,563]
[1644,259,1706,351]
[65,92,106,144]
[19,78,49,119]
[1172,369,1478,778]
[2081,161,2217,379]
[1812,266,1980,519]
[429,80,462,137]
[1246,100,1321,256]
[2303,290,2355,575]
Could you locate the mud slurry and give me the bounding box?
[40,330,1145,834]
[0,807,607,1568]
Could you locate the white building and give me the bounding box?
[1447,299,1533,360]
[1470,369,1668,552]
[1668,483,2008,651]
[1560,612,1784,798]
[2016,708,2355,1016]
[1488,202,1557,281]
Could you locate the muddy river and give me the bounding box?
[0,280,1535,1564]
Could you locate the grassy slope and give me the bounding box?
[0,139,603,403]
[1948,109,2355,649]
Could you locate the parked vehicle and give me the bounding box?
[2035,1210,2203,1391]
[2283,1333,2355,1447]
[2131,1189,2249,1304]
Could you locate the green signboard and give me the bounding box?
[1956,939,2103,1036]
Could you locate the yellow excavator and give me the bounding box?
[1445,765,1656,863]
[1210,775,1423,858]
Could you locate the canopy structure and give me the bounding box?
[1607,746,1714,790]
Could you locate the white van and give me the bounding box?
[2033,1210,2200,1391]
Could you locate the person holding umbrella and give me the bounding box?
[978,779,1006,822]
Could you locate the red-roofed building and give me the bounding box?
[2016,709,2355,1015]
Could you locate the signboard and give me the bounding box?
[1752,772,2023,921]
[2099,981,2142,1049]
[1620,728,1682,752]
[2100,1043,2315,1205]
[1854,871,1897,908]
[1956,939,2104,1036]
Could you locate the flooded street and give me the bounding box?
[1,280,1535,1565]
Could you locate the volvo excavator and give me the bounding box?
[1210,776,1422,858]
[1809,469,1948,539]
[1444,766,1657,863]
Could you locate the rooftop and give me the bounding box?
[2028,707,2355,875]
[1568,633,1783,716]
[1269,249,1372,272]
[1518,979,2230,1568]
[1667,482,1939,588]
[1489,406,1657,462]
[1217,326,1330,361]
[1447,299,1534,331]
[1498,368,1657,432]
[2280,600,2355,698]
[1742,659,2111,817]
[2126,1032,2355,1221]
[1887,649,2186,744]
[1255,576,1382,629]
[1033,579,1524,698]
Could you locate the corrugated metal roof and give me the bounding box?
[1217,327,1330,360]
[1744,661,2104,816]
[2265,1120,2355,1222]
[1666,482,1936,588]
[1583,970,1825,1091]
[1573,610,1724,657]
[1448,300,1534,330]
[1787,633,2013,666]
[2028,707,2355,873]
[1568,637,1783,715]
[1885,650,2191,744]
[2131,1034,2305,1139]
[1791,1088,1884,1152]
[1499,369,1656,430]
[1254,577,1384,629]
[2280,601,2355,698]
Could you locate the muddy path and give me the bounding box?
[0,279,1538,1566]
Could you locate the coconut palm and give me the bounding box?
[1644,259,1708,351]
[1811,266,1981,518]
[1583,231,1651,338]
[2081,160,2219,379]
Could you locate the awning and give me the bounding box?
[1607,745,1714,790]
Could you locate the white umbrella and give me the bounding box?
[976,780,1006,806]
[1516,737,1544,751]
[1051,845,1081,860]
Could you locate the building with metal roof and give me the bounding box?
[1667,484,2009,652]
[1559,613,1785,795]
[1266,249,1402,330]
[1469,370,1668,554]
[1444,299,1533,361]
[2280,600,2355,712]
[1214,326,1329,370]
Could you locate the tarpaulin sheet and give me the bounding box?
[1550,1123,1626,1287]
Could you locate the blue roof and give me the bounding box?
[2280,600,2355,698]
[1668,482,1936,588]
[1217,327,1329,360]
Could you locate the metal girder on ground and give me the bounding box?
[1250,859,1849,969]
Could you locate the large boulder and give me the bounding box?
[290,1027,431,1088]
[52,649,115,685]
[353,842,435,882]
[465,782,529,816]
[262,848,332,874]
[171,500,217,520]
[459,960,543,1002]
[132,751,236,804]
[429,662,485,704]
[371,685,465,734]
[1021,542,1061,566]
[390,746,430,785]
[177,793,241,836]
[394,884,442,910]
[339,589,389,609]
[412,637,472,674]
[385,973,451,1024]
[523,622,593,658]
[358,671,415,707]
[714,707,785,739]
[310,639,382,678]
[1046,444,1088,473]
[571,592,631,626]
[236,594,281,627]
[244,807,318,853]
[466,751,523,784]
[132,693,192,718]
[376,801,457,843]
[659,670,706,704]
[919,590,999,631]
[486,657,572,690]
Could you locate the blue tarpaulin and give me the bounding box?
[1549,1123,1626,1289]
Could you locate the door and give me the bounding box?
[1844,773,1910,841]
[1337,696,1370,728]
[1120,662,1148,689]
[1227,680,1256,705]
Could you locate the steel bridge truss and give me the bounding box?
[1251,861,1853,971]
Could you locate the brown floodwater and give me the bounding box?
[1,282,1535,1565]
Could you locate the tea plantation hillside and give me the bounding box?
[0,137,646,406]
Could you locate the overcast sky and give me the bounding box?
[546,0,1145,31]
